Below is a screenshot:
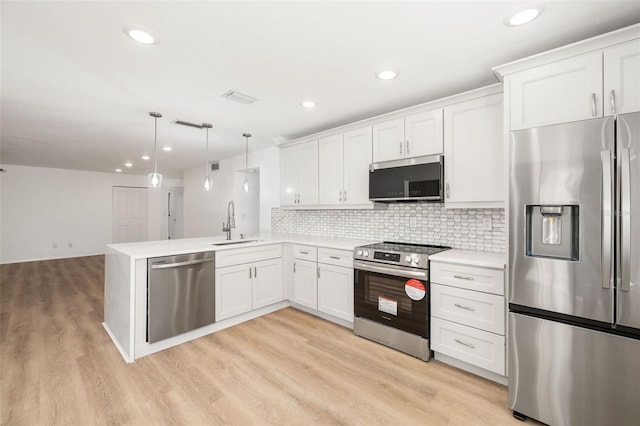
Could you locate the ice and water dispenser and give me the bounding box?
[525,205,579,261]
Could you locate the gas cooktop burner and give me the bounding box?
[354,241,450,268]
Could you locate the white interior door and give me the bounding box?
[112,186,148,243]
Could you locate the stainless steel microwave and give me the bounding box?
[369,154,444,202]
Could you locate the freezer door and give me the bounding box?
[616,111,640,330]
[508,313,640,426]
[509,117,615,324]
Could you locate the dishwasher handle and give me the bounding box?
[150,257,215,269]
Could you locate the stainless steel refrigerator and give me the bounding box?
[508,112,640,426]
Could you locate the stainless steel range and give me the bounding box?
[353,242,450,361]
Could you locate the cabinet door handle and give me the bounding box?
[317,266,320,278]
[254,266,257,278]
[293,262,296,273]
[445,183,450,199]
[591,92,597,117]
[454,303,475,311]
[399,141,403,155]
[249,267,252,279]
[329,256,341,260]
[406,140,410,155]
[453,274,475,281]
[299,251,309,255]
[343,190,347,202]
[454,339,476,349]
[610,89,616,115]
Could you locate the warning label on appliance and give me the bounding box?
[405,279,426,301]
[378,296,398,316]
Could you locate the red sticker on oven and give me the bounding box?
[405,279,426,301]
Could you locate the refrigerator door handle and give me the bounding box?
[601,150,614,289]
[621,148,631,292]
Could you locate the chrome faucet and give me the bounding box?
[222,200,235,240]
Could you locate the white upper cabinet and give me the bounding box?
[280,140,318,207]
[372,110,443,162]
[372,118,404,162]
[318,126,372,206]
[318,134,345,205]
[405,110,444,157]
[444,92,504,207]
[509,51,603,130]
[604,39,640,116]
[343,126,372,205]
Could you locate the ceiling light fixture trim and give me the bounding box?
[377,70,398,80]
[504,4,545,26]
[123,25,159,45]
[301,100,316,108]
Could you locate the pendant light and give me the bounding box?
[202,123,213,191]
[148,112,163,188]
[242,133,251,192]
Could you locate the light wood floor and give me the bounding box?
[1,255,524,425]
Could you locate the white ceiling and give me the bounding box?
[2,1,639,178]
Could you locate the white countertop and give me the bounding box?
[106,232,377,260]
[429,248,506,269]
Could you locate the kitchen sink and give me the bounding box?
[210,239,259,246]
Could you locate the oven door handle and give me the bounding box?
[353,260,427,280]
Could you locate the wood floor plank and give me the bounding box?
[0,255,527,425]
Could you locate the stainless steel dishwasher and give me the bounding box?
[147,251,215,343]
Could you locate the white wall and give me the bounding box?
[0,164,182,263]
[183,145,279,238]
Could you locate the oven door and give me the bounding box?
[354,260,429,337]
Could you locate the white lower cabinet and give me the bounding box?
[431,317,505,375]
[318,261,354,323]
[215,244,283,321]
[292,259,318,310]
[215,263,254,320]
[288,244,355,325]
[430,257,506,378]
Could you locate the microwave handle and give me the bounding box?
[445,183,450,199]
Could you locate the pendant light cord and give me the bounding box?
[153,116,158,174]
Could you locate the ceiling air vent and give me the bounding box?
[172,120,204,129]
[220,90,259,105]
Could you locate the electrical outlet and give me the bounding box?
[483,217,493,231]
[409,217,417,228]
[52,243,58,249]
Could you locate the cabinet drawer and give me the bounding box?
[318,247,352,268]
[431,284,505,335]
[216,244,282,268]
[430,261,504,295]
[293,244,317,261]
[431,317,505,375]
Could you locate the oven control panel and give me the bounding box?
[374,251,400,262]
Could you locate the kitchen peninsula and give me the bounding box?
[104,234,375,362]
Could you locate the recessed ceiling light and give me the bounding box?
[124,162,133,167]
[301,100,316,109]
[141,155,150,160]
[162,146,172,152]
[504,4,544,26]
[123,25,158,45]
[115,169,122,173]
[377,70,397,80]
